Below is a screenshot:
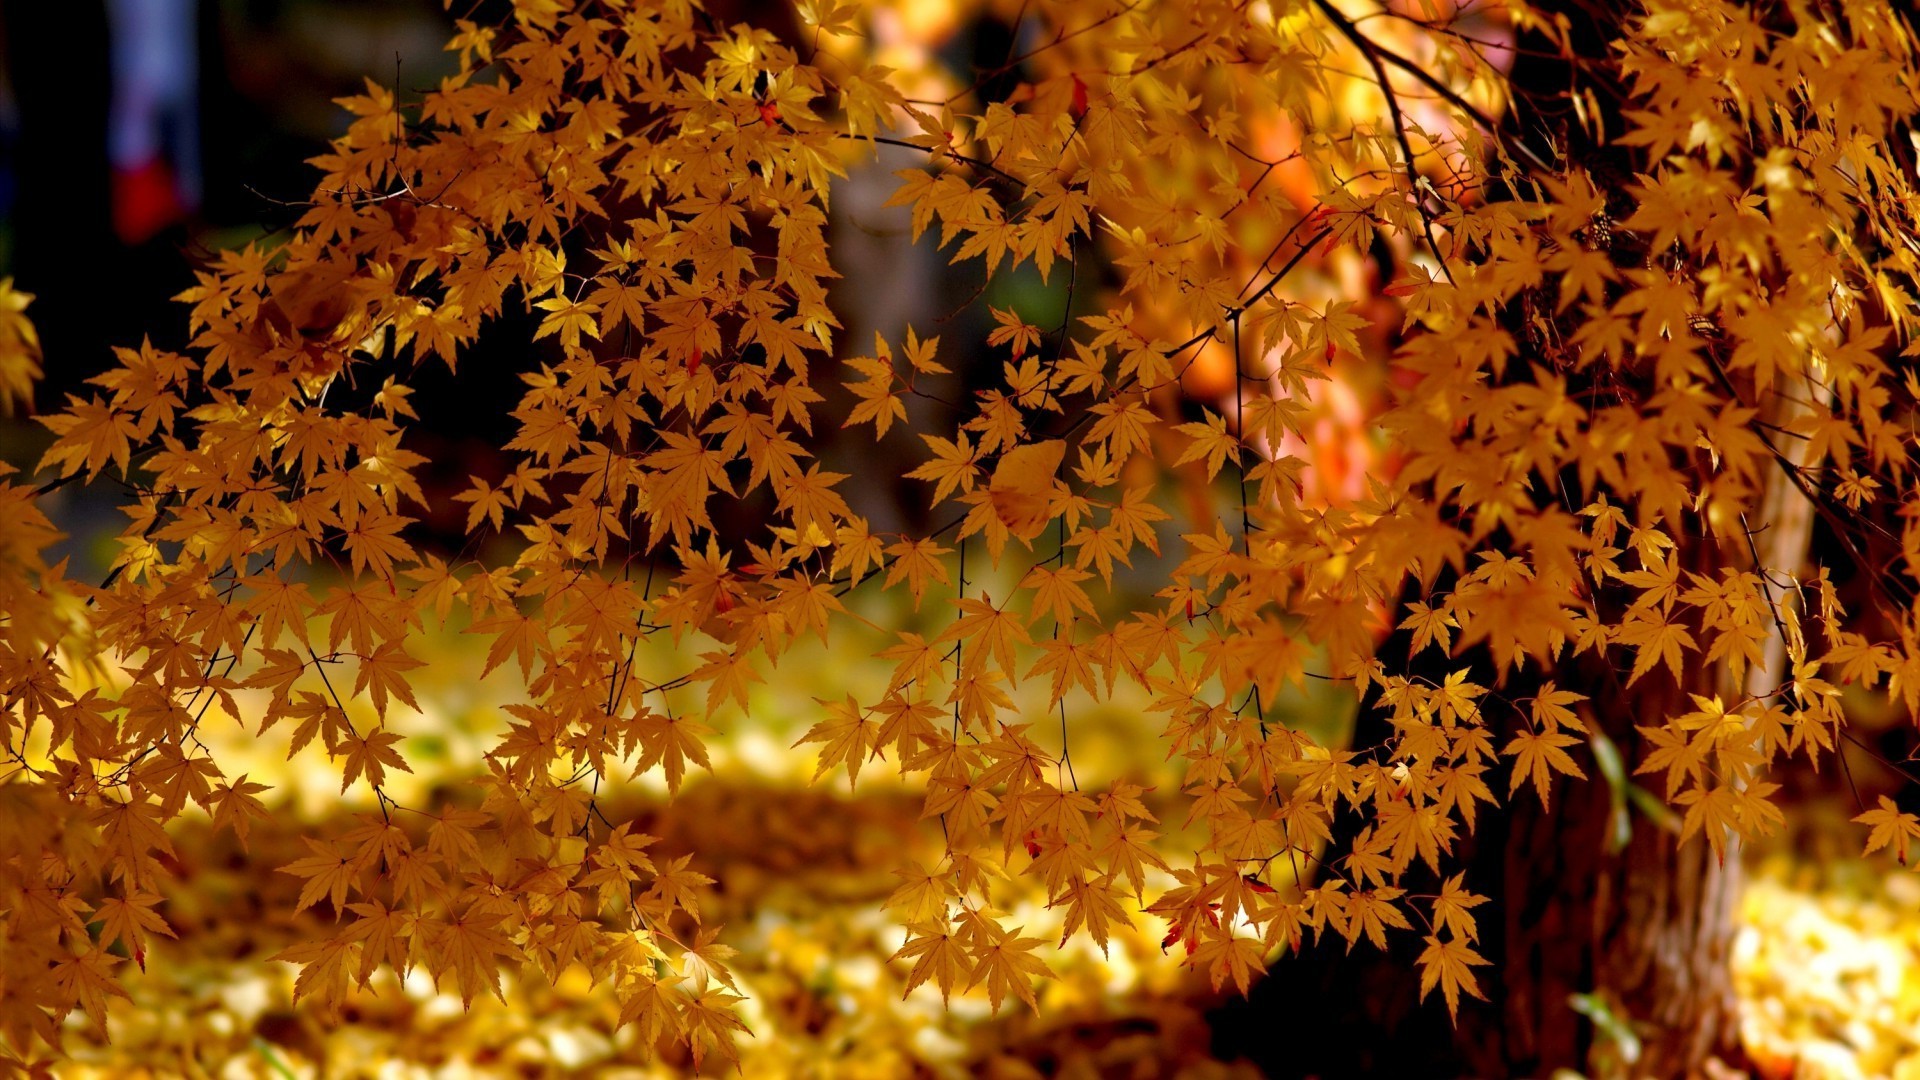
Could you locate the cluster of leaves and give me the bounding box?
[8,0,1920,1068]
[38,735,1238,1078]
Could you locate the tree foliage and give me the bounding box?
[5,0,1920,1068]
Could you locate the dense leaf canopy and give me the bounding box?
[5,0,1920,1069]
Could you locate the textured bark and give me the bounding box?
[1593,810,1744,1076]
[1485,402,1813,1076]
[1467,674,1745,1079]
[1213,684,1744,1079]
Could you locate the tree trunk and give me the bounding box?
[1466,672,1745,1078]
[1211,682,1744,1079]
[1472,381,1813,1075]
[1212,350,1816,1080]
[1208,0,1825,1066]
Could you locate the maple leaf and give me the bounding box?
[594,822,659,880]
[1022,563,1098,628]
[1635,722,1707,798]
[1400,600,1458,657]
[1617,609,1696,685]
[426,908,521,1007]
[585,274,647,335]
[1529,682,1588,733]
[339,508,414,580]
[647,854,714,923]
[885,862,955,923]
[939,593,1032,679]
[830,516,887,584]
[280,838,362,915]
[465,611,548,680]
[1029,637,1100,702]
[352,643,424,717]
[794,695,878,787]
[51,949,130,1035]
[339,727,413,792]
[1344,888,1413,951]
[900,326,945,374]
[532,295,603,351]
[1189,926,1267,995]
[1173,409,1242,480]
[95,797,175,892]
[94,893,176,970]
[883,536,952,608]
[689,649,760,719]
[616,971,686,1050]
[1504,727,1586,808]
[635,707,716,791]
[207,774,272,850]
[342,900,415,985]
[1098,818,1167,895]
[905,433,980,504]
[681,924,742,994]
[0,278,41,414]
[416,809,484,872]
[968,927,1053,1011]
[987,439,1066,542]
[1433,669,1485,727]
[1429,874,1488,943]
[454,477,512,532]
[893,920,970,1003]
[1854,796,1920,865]
[39,396,139,478]
[1673,783,1745,862]
[682,985,751,1070]
[270,936,357,1013]
[987,305,1042,357]
[1416,933,1489,1020]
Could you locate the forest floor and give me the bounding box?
[36,827,1919,1079]
[1735,854,1920,1080]
[17,586,1916,1079]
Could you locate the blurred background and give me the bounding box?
[0,0,454,393]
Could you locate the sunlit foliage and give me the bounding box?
[6,0,1920,1069]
